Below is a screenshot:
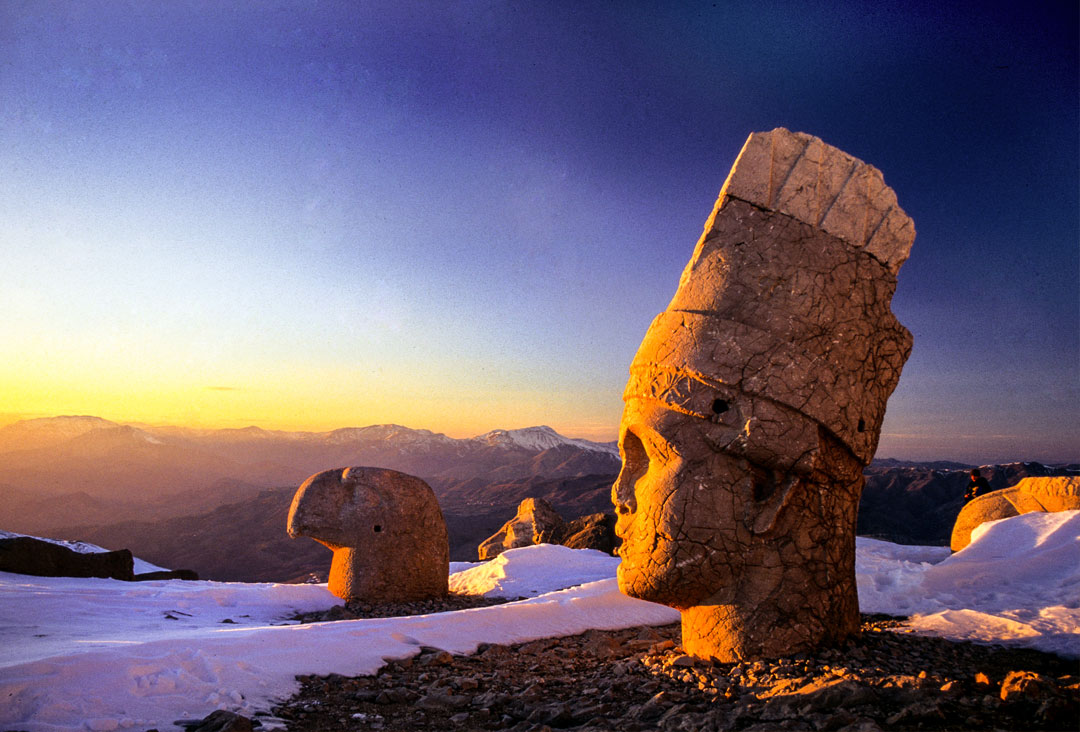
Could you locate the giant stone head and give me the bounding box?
[613,128,914,661]
[288,466,449,602]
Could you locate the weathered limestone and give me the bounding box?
[478,498,565,560]
[0,537,134,580]
[951,476,1080,551]
[613,128,914,662]
[287,467,449,602]
[478,498,620,559]
[560,512,618,555]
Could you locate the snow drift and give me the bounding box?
[1,511,1077,731]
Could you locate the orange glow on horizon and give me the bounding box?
[0,375,620,441]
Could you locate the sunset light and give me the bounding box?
[1,2,1076,458]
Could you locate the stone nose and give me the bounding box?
[611,469,637,520]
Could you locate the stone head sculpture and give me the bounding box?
[614,128,914,661]
[288,466,449,602]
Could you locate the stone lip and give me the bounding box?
[0,536,202,582]
[717,127,915,275]
[950,476,1080,551]
[0,536,135,580]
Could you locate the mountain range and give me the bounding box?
[0,416,619,534]
[2,415,1077,580]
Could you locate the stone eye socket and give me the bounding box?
[712,398,730,415]
[373,525,382,533]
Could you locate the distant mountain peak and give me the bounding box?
[323,424,455,445]
[0,415,123,453]
[474,426,618,457]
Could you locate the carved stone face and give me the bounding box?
[617,127,914,660]
[613,392,866,660]
[613,394,821,610]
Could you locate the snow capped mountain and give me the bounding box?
[473,426,619,457]
[1,416,622,535]
[1,416,612,457]
[322,424,457,447]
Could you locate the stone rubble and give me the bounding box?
[265,614,1078,731]
[289,593,517,623]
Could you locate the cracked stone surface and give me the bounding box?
[951,476,1080,551]
[478,498,567,560]
[287,467,449,602]
[613,128,914,662]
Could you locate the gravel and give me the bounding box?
[249,611,1078,732]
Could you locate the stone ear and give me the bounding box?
[749,468,799,535]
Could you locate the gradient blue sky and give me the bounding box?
[1,1,1077,463]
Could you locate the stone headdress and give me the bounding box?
[624,128,915,464]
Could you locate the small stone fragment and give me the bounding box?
[185,710,254,732]
[951,477,1080,550]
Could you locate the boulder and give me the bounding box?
[133,569,200,581]
[559,512,619,554]
[288,466,449,602]
[478,498,566,560]
[0,536,134,580]
[478,500,620,559]
[950,476,1080,551]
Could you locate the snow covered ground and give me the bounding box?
[1,512,1078,732]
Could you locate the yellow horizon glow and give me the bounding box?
[0,371,621,441]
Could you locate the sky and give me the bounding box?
[0,1,1076,463]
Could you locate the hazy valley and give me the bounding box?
[2,415,1076,580]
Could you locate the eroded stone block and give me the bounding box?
[950,476,1080,551]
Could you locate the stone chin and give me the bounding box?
[616,527,739,610]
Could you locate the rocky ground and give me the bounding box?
[193,604,1080,732]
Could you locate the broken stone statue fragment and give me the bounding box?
[613,127,915,662]
[951,476,1080,551]
[288,466,449,602]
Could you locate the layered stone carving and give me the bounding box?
[287,467,449,602]
[613,128,914,661]
[951,476,1080,551]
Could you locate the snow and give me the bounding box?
[449,544,621,597]
[858,510,1080,656]
[2,512,1078,731]
[0,548,676,732]
[474,425,619,456]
